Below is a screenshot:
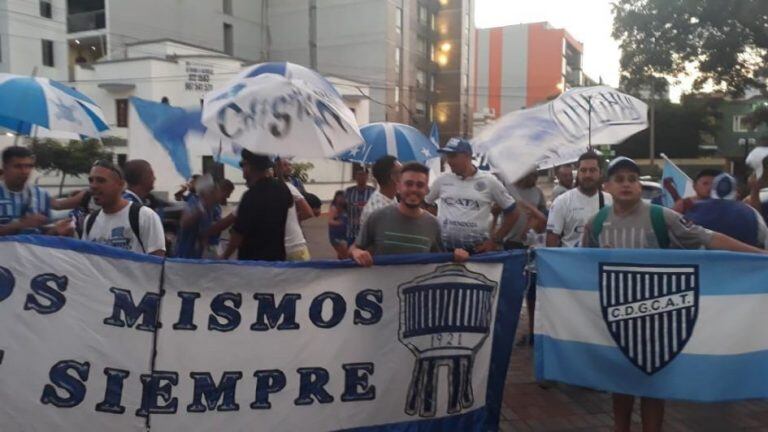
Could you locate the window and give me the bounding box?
[41,40,54,67]
[415,101,427,118]
[395,7,402,34]
[416,69,426,89]
[733,115,751,133]
[394,86,400,111]
[40,0,52,18]
[116,99,129,127]
[418,5,428,26]
[223,0,232,15]
[430,73,436,92]
[223,23,234,55]
[430,13,436,31]
[203,156,225,181]
[417,37,427,54]
[430,43,436,62]
[394,47,401,75]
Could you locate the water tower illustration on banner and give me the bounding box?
[397,264,497,417]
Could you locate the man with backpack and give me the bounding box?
[581,156,764,432]
[81,160,166,256]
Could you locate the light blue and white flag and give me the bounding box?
[535,248,768,402]
[427,122,442,185]
[129,97,242,195]
[660,154,694,207]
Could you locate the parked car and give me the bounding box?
[640,180,664,205]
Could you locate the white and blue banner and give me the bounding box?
[472,86,648,184]
[0,237,526,431]
[535,248,768,402]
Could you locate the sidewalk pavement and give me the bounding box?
[302,214,768,431]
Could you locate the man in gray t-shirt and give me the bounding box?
[580,156,765,432]
[356,205,443,255]
[350,163,468,266]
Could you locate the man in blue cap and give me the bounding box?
[582,156,766,432]
[684,173,768,248]
[425,137,520,253]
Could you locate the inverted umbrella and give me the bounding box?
[472,86,648,183]
[336,122,439,164]
[0,73,108,139]
[202,63,363,158]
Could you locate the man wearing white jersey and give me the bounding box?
[547,151,612,247]
[425,138,520,253]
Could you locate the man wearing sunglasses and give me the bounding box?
[581,156,765,432]
[81,160,166,256]
[350,162,468,266]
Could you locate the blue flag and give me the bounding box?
[660,154,693,207]
[429,122,440,147]
[535,248,768,402]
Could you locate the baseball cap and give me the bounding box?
[438,137,473,155]
[711,173,738,200]
[606,156,640,177]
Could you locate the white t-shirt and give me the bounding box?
[547,188,613,247]
[425,170,516,250]
[284,182,307,253]
[82,204,166,254]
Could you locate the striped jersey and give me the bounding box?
[0,181,51,232]
[344,185,375,240]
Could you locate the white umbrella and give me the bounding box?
[472,86,648,183]
[202,67,363,159]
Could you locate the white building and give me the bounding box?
[1,39,371,201]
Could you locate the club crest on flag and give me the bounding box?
[397,264,496,418]
[599,263,699,375]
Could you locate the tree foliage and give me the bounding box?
[613,0,768,98]
[291,161,314,183]
[30,139,113,195]
[614,98,721,159]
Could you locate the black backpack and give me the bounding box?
[84,202,145,253]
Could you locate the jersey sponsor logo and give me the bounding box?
[599,263,699,375]
[473,181,487,192]
[100,227,133,250]
[443,197,480,210]
[398,264,497,417]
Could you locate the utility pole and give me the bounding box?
[309,0,318,69]
[649,79,656,167]
[587,96,592,150]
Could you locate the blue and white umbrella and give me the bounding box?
[336,122,439,164]
[203,62,363,158]
[0,73,108,139]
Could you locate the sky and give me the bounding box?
[474,0,621,88]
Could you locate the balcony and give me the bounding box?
[67,10,106,33]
